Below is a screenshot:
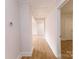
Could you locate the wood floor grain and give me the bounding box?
[61,40,73,59]
[21,36,57,59]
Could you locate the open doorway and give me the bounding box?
[60,0,73,59]
[32,16,46,51]
[32,17,45,39]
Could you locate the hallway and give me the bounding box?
[22,36,57,59]
[5,0,73,59]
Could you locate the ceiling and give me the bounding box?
[29,0,56,19]
[30,0,73,19]
[61,0,73,14]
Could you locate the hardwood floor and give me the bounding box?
[61,40,73,59]
[21,36,57,59]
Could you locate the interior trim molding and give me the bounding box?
[57,0,70,9]
[45,39,58,58]
[17,51,33,59]
[20,51,32,56]
[17,54,22,59]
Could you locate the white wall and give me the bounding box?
[6,0,32,59]
[45,9,61,58]
[32,17,37,35]
[5,0,20,59]
[45,9,58,57]
[37,20,45,37]
[19,0,32,56]
[44,0,62,58]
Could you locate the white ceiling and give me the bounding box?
[29,0,56,18]
[29,0,73,19]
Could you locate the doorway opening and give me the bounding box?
[60,0,73,59]
[32,16,46,51]
[32,17,45,39]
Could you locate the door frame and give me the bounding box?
[57,0,71,58]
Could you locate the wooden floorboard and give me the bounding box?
[61,40,73,59]
[21,36,57,59]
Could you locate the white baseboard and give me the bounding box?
[17,47,34,59]
[17,51,33,59]
[17,54,22,59]
[45,38,58,58]
[20,51,32,56]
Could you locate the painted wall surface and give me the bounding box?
[61,13,72,40]
[5,0,20,59]
[37,20,45,37]
[45,9,58,57]
[6,0,32,58]
[45,0,62,58]
[32,17,37,35]
[19,0,32,56]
